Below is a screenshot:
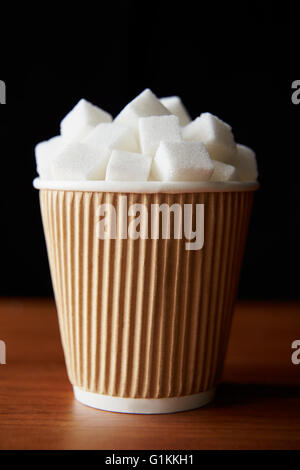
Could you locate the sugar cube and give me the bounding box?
[210,160,238,182]
[152,141,214,182]
[106,150,152,181]
[183,112,236,163]
[83,122,139,153]
[114,89,171,132]
[234,144,258,181]
[160,96,191,126]
[60,99,112,142]
[51,143,111,180]
[138,115,182,156]
[35,136,65,180]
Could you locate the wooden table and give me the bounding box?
[0,298,299,450]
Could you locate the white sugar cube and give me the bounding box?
[183,112,236,163]
[210,160,238,182]
[152,141,214,182]
[106,150,152,181]
[114,88,171,132]
[35,136,65,180]
[83,122,139,153]
[234,144,258,181]
[138,115,182,156]
[60,98,112,143]
[51,143,111,180]
[160,96,191,126]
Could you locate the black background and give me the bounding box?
[0,1,299,299]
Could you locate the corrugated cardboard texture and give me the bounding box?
[40,190,254,398]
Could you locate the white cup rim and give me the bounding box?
[33,177,259,194]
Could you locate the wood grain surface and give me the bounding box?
[0,298,299,450]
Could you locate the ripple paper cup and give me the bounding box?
[34,179,258,413]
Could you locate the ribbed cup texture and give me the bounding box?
[40,190,254,398]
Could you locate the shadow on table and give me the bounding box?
[214,382,300,408]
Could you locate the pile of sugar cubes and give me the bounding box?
[35,89,258,182]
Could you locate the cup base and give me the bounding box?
[73,386,215,414]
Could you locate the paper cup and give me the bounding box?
[35,179,258,413]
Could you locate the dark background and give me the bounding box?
[0,1,299,299]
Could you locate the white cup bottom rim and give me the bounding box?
[73,386,216,414]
